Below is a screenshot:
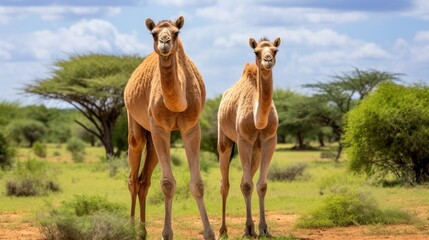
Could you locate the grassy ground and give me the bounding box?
[1,143,429,239]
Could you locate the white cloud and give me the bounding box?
[23,19,147,60]
[149,0,215,7]
[0,6,121,24]
[0,41,14,60]
[404,0,429,20]
[196,1,368,25]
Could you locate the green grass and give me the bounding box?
[1,143,429,238]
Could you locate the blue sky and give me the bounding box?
[1,0,428,106]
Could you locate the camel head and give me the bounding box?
[145,16,184,58]
[249,37,281,71]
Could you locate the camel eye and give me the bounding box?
[173,31,180,38]
[151,32,157,39]
[254,51,260,57]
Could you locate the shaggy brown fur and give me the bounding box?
[124,16,214,240]
[217,37,281,238]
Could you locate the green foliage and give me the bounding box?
[0,101,22,127]
[171,153,182,166]
[0,132,15,170]
[65,195,126,217]
[268,162,308,182]
[274,89,324,148]
[200,96,222,157]
[38,195,135,240]
[32,141,47,158]
[66,138,86,163]
[304,68,400,161]
[344,82,429,184]
[112,111,128,154]
[6,119,47,147]
[5,159,60,196]
[26,54,145,157]
[297,190,411,228]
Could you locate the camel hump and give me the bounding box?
[242,63,257,78]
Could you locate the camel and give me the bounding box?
[217,37,281,238]
[124,16,215,240]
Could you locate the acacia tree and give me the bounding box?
[305,68,401,162]
[274,89,323,148]
[26,54,144,157]
[344,82,429,184]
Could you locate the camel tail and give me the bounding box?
[137,131,151,178]
[229,142,236,163]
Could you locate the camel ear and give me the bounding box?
[175,16,184,29]
[249,38,257,49]
[145,18,155,31]
[273,37,281,47]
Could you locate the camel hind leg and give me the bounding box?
[137,132,159,239]
[218,128,234,238]
[127,112,146,224]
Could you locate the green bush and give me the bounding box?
[0,132,15,170]
[5,159,60,196]
[268,162,308,182]
[39,195,135,240]
[297,189,411,228]
[344,82,429,184]
[65,195,126,216]
[297,173,411,228]
[66,138,86,163]
[32,141,47,158]
[171,153,182,167]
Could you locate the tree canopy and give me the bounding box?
[304,68,401,161]
[344,82,429,184]
[25,54,144,157]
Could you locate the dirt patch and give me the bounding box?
[1,210,428,240]
[0,212,41,240]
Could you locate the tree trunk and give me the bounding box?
[334,141,343,163]
[318,132,325,147]
[101,120,115,159]
[297,133,305,149]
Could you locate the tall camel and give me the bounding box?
[124,16,215,240]
[217,37,281,238]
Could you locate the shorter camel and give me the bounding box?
[217,37,281,238]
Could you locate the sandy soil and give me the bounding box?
[1,210,428,240]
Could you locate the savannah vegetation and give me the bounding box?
[0,53,428,239]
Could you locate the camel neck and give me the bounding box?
[253,68,273,129]
[158,43,187,112]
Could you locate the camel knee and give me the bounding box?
[190,180,204,198]
[139,177,151,196]
[220,180,230,196]
[128,175,140,194]
[240,181,253,196]
[161,179,176,199]
[257,182,268,198]
[128,131,144,152]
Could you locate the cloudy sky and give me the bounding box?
[1,0,428,106]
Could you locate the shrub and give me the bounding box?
[66,138,86,163]
[296,189,412,228]
[344,82,429,184]
[5,159,60,196]
[171,153,182,166]
[0,132,15,170]
[268,162,308,181]
[32,141,47,158]
[39,195,135,240]
[65,195,126,216]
